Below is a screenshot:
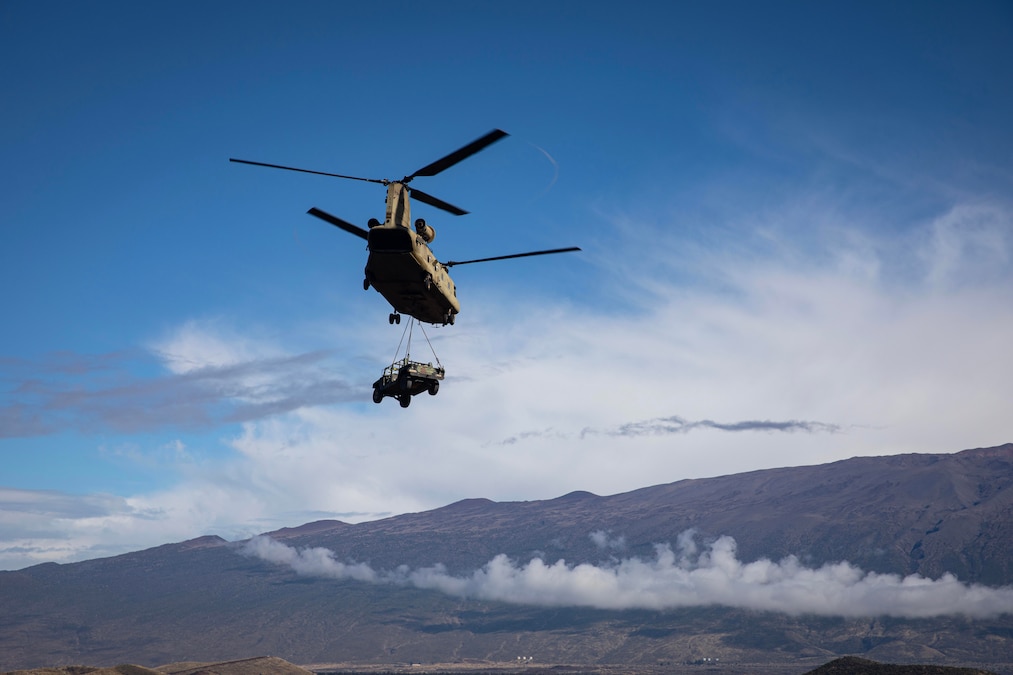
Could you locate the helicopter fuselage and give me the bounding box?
[364,183,459,325]
[232,128,580,328]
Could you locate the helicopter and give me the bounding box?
[230,129,580,326]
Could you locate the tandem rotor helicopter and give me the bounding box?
[230,129,580,327]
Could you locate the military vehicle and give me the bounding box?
[372,358,444,408]
[231,129,580,326]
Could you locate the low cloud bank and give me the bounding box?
[242,530,1013,619]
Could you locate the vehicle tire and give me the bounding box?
[363,278,370,291]
[399,395,411,408]
[372,388,383,404]
[395,314,401,324]
[428,381,439,395]
[388,313,395,325]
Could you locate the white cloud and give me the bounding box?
[242,531,1013,619]
[918,203,1012,290]
[589,530,626,552]
[244,533,379,582]
[0,488,157,569]
[152,318,279,375]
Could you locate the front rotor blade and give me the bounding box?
[409,187,468,216]
[406,129,509,180]
[446,246,581,267]
[307,207,369,240]
[231,158,385,185]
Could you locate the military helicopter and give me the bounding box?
[231,129,580,326]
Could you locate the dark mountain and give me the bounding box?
[2,445,1011,673]
[803,656,999,675]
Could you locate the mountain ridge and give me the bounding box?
[260,444,1013,583]
[2,444,1011,672]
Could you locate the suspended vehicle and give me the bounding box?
[231,129,580,326]
[371,319,444,408]
[372,358,444,408]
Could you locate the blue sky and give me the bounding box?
[2,1,1012,571]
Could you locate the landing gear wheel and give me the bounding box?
[363,278,370,291]
[428,381,439,396]
[389,312,401,325]
[372,388,383,404]
[399,395,411,408]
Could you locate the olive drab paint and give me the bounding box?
[362,181,460,326]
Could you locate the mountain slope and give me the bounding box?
[1,445,1010,672]
[267,444,1013,583]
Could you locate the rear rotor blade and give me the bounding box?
[307,207,369,240]
[409,187,469,216]
[445,246,581,267]
[231,158,385,185]
[406,129,509,180]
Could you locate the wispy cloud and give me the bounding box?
[0,346,358,438]
[0,488,138,569]
[489,415,840,447]
[0,484,385,570]
[242,531,1013,619]
[597,416,841,436]
[919,203,1013,290]
[589,529,626,552]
